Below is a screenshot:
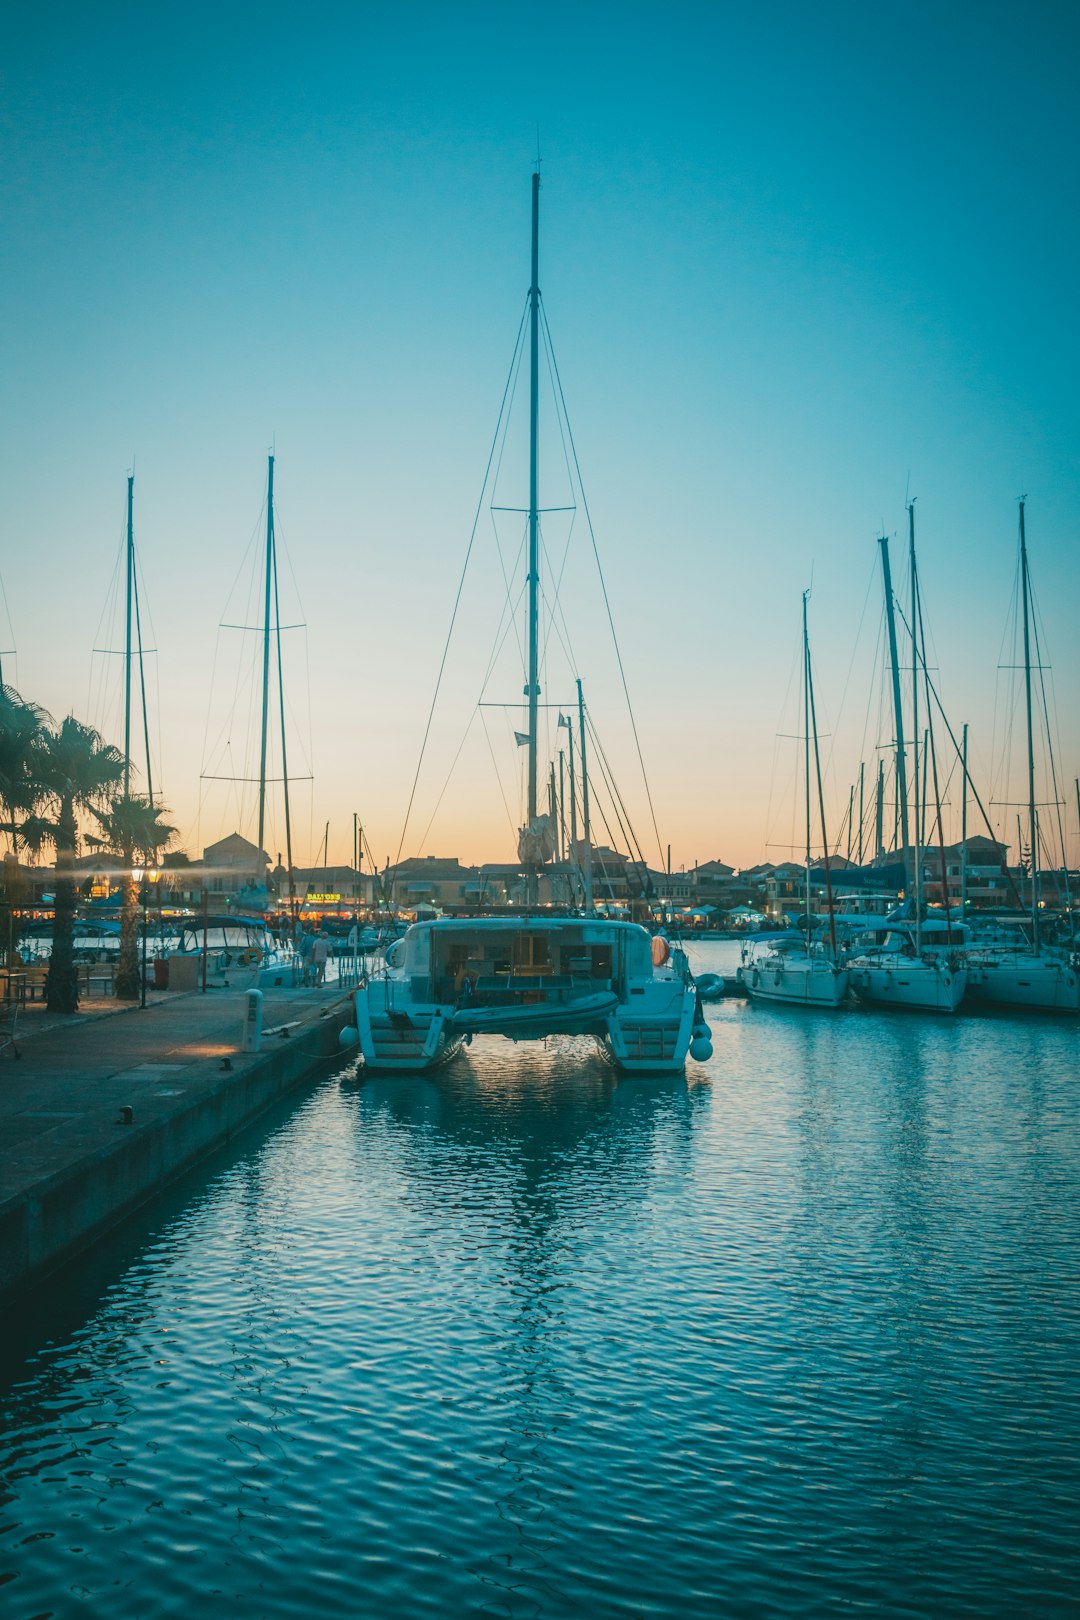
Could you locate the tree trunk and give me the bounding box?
[46,797,80,1014]
[115,872,141,1000]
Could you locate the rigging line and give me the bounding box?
[132,555,154,807]
[478,706,518,838]
[586,711,649,874]
[541,302,665,870]
[478,579,529,703]
[1029,586,1070,892]
[488,514,529,677]
[855,601,887,786]
[893,597,1027,910]
[537,316,580,666]
[584,726,633,860]
[822,560,877,784]
[487,309,531,672]
[416,709,480,853]
[537,517,579,672]
[763,627,804,862]
[539,509,578,667]
[392,313,531,878]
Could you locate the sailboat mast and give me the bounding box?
[124,474,134,797]
[804,595,838,954]
[1019,499,1039,946]
[878,534,910,854]
[961,722,969,916]
[526,170,541,835]
[803,591,812,921]
[272,520,295,915]
[577,677,593,911]
[257,454,274,868]
[858,761,865,865]
[908,506,921,942]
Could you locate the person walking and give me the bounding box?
[311,933,330,987]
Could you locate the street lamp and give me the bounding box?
[132,864,147,1007]
[131,862,161,1008]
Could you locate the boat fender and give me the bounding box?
[651,935,670,967]
[774,972,782,986]
[338,1025,359,1050]
[689,1034,713,1063]
[217,951,232,971]
[751,968,760,987]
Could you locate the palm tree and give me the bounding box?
[28,718,125,1013]
[0,685,50,854]
[91,795,177,1000]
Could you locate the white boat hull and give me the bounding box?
[739,956,848,1008]
[967,953,1079,1013]
[353,917,710,1075]
[848,956,967,1012]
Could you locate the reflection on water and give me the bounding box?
[2,943,1080,1619]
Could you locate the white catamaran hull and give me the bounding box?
[848,956,967,1013]
[353,919,710,1075]
[967,953,1079,1013]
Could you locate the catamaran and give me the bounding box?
[352,174,712,1074]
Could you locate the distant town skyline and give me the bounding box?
[3,2,1078,872]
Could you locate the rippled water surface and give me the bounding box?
[3,941,1080,1618]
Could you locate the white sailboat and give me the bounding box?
[352,174,711,1075]
[739,592,848,1009]
[967,502,1079,1013]
[848,510,967,1013]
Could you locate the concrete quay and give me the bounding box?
[0,979,353,1300]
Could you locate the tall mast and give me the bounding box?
[878,534,910,855]
[124,474,134,797]
[805,595,838,956]
[272,512,295,916]
[846,784,854,863]
[858,760,865,865]
[1019,498,1039,945]
[908,506,921,942]
[803,590,812,921]
[257,454,274,869]
[960,722,969,917]
[577,677,593,911]
[875,759,885,860]
[526,170,541,843]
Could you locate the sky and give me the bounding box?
[2,0,1078,874]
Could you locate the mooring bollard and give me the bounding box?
[243,988,264,1054]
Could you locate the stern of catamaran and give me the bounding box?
[353,917,711,1073]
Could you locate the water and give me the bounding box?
[3,940,1079,1618]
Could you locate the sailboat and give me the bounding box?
[848,509,967,1012]
[967,502,1079,1013]
[739,592,848,1008]
[351,174,711,1074]
[177,455,300,988]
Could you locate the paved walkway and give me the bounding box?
[0,980,353,1209]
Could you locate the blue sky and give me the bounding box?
[2,1,1078,870]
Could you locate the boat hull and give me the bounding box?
[967,953,1079,1013]
[848,956,967,1012]
[738,957,848,1008]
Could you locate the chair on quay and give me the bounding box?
[0,1000,20,1061]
